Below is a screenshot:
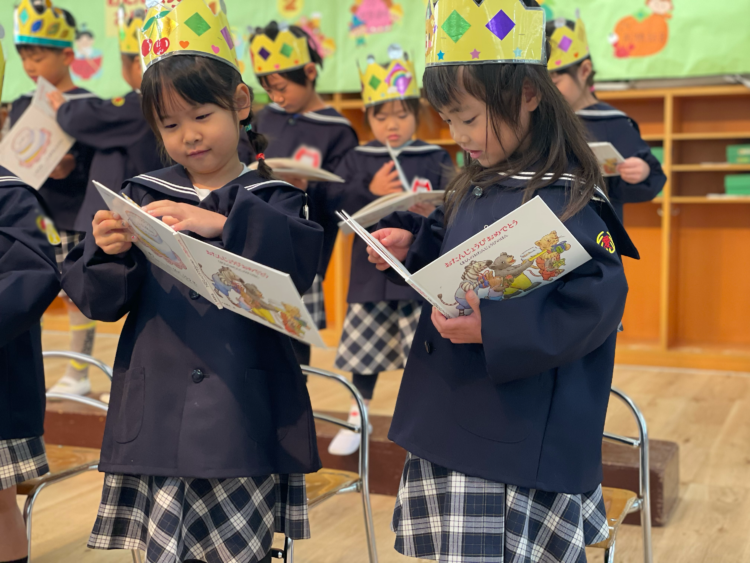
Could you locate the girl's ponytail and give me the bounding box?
[245,125,273,180]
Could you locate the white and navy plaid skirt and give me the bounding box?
[89,473,309,563]
[0,436,49,491]
[55,229,83,271]
[302,275,326,330]
[335,300,421,374]
[392,453,609,563]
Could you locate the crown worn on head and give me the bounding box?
[138,0,239,72]
[359,45,420,107]
[547,12,589,72]
[249,24,312,77]
[14,0,75,49]
[425,0,546,67]
[118,4,145,55]
[0,29,5,99]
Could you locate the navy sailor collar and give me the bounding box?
[354,139,445,157]
[266,102,353,128]
[575,101,628,121]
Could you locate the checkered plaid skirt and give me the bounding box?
[302,275,326,330]
[0,437,49,491]
[392,453,609,563]
[56,229,84,297]
[89,473,309,563]
[335,300,421,374]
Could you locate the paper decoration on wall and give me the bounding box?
[295,13,336,59]
[349,0,403,46]
[609,0,672,59]
[71,25,104,80]
[278,0,304,19]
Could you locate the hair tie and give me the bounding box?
[257,153,265,160]
[245,123,253,132]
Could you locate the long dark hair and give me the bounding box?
[424,58,602,224]
[251,22,323,89]
[141,55,272,179]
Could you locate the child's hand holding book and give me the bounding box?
[366,228,414,270]
[370,161,405,196]
[143,201,227,238]
[93,210,134,255]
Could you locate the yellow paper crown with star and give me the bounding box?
[249,23,312,76]
[425,0,546,67]
[138,0,239,72]
[359,45,419,107]
[13,0,75,49]
[118,4,145,55]
[547,11,589,72]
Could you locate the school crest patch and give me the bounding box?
[597,231,615,254]
[292,145,322,169]
[37,215,61,246]
[111,97,126,107]
[411,177,433,193]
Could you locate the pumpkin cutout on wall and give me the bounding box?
[609,0,673,59]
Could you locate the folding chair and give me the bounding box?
[266,366,378,563]
[591,387,653,563]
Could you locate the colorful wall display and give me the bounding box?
[2,0,749,103]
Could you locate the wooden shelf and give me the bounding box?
[643,134,664,142]
[672,196,750,203]
[673,132,750,140]
[672,164,750,172]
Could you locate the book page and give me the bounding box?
[249,158,344,182]
[588,142,625,177]
[410,197,592,318]
[0,81,75,189]
[92,181,215,301]
[338,191,445,234]
[177,235,328,348]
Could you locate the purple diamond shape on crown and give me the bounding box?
[558,35,572,52]
[258,47,271,60]
[486,9,515,41]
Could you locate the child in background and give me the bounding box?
[368,1,639,560]
[547,14,666,220]
[327,46,454,456]
[62,2,323,561]
[10,0,99,396]
[251,22,359,365]
[0,39,61,563]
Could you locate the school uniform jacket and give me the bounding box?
[331,140,454,303]
[56,90,163,232]
[0,168,60,440]
[378,172,638,494]
[10,89,97,231]
[255,103,359,276]
[578,101,666,220]
[61,166,324,478]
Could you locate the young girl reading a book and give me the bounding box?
[327,46,454,456]
[61,2,323,561]
[250,22,359,365]
[547,14,665,220]
[367,1,638,560]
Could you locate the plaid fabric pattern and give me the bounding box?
[335,300,421,374]
[392,453,609,563]
[0,437,49,491]
[302,275,326,329]
[89,473,309,563]
[55,229,84,271]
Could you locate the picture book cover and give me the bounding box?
[589,142,626,177]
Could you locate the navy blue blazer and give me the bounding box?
[330,140,454,303]
[255,103,359,276]
[578,102,666,220]
[378,173,637,493]
[0,168,60,440]
[61,165,324,478]
[10,89,97,231]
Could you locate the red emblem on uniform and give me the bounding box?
[292,145,322,169]
[597,231,616,253]
[411,177,433,193]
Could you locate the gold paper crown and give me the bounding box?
[425,0,546,67]
[250,25,312,76]
[118,4,145,55]
[547,12,589,72]
[139,0,239,71]
[359,46,419,107]
[14,0,75,49]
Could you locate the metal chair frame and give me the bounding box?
[601,386,653,563]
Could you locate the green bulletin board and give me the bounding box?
[2,0,749,103]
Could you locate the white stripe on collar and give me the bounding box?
[575,109,627,118]
[243,179,294,191]
[64,93,99,101]
[355,144,443,156]
[135,174,199,198]
[267,102,352,127]
[0,176,22,183]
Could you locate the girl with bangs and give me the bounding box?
[61,3,323,562]
[368,1,639,561]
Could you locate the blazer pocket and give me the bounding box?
[114,367,145,444]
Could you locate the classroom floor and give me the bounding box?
[27,316,750,563]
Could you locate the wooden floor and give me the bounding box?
[28,316,750,562]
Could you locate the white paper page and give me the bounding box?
[249,158,344,182]
[92,181,218,303]
[0,89,75,189]
[411,197,592,318]
[386,141,411,191]
[30,77,58,119]
[177,235,328,348]
[588,142,626,177]
[338,191,445,234]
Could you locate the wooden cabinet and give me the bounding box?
[321,86,750,370]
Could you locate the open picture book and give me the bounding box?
[588,142,625,177]
[249,158,344,183]
[338,190,445,234]
[337,196,592,318]
[93,181,327,348]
